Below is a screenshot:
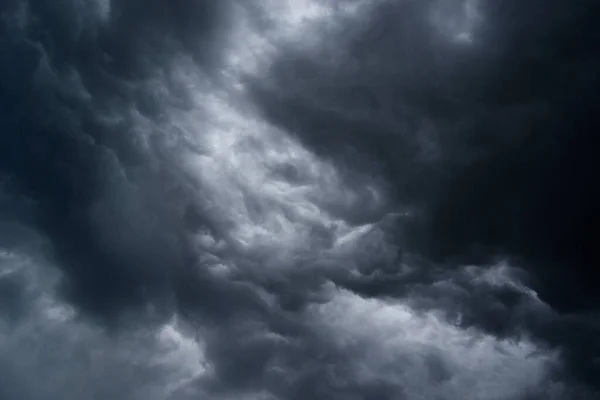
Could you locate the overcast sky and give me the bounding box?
[1,1,598,399]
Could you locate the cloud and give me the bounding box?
[1,0,599,399]
[0,240,209,400]
[308,287,562,400]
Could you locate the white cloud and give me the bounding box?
[309,287,563,399]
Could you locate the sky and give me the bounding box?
[0,1,599,399]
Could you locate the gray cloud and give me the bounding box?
[1,0,599,399]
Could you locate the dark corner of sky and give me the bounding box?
[1,1,599,399]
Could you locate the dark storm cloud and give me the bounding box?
[1,0,249,396]
[1,0,599,399]
[247,0,600,392]
[249,0,599,287]
[249,0,599,299]
[0,0,236,322]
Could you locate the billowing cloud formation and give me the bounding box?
[1,245,207,400]
[1,0,599,399]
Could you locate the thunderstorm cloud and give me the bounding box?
[1,1,598,399]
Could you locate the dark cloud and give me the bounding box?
[1,0,599,399]
[0,0,234,322]
[249,0,600,311]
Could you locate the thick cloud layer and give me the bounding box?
[1,1,599,399]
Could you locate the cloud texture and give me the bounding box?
[1,1,599,399]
